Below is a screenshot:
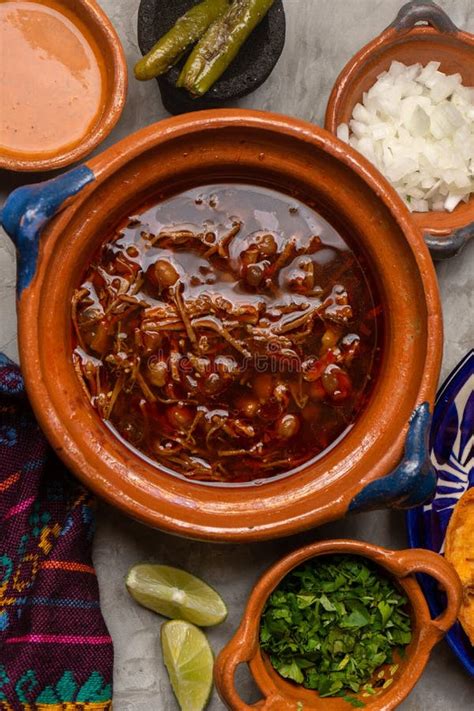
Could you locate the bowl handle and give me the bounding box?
[0,165,95,296]
[389,1,458,33]
[349,402,437,513]
[214,623,293,711]
[386,548,462,638]
[424,223,474,260]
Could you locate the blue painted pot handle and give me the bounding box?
[424,223,474,260]
[350,402,436,512]
[0,165,95,295]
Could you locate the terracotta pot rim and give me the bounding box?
[18,110,442,541]
[325,23,474,238]
[0,0,128,172]
[214,539,462,710]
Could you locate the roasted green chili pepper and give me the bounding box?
[134,0,230,81]
[177,0,276,96]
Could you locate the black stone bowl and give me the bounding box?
[137,0,286,115]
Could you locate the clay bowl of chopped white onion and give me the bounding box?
[325,0,474,259]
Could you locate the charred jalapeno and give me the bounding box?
[134,0,230,81]
[177,0,276,96]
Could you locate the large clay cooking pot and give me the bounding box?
[1,110,442,542]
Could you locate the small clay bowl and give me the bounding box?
[0,0,127,173]
[137,0,286,115]
[325,1,474,259]
[215,539,462,710]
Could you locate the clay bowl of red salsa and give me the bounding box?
[2,110,442,541]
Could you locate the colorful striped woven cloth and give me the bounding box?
[0,355,113,711]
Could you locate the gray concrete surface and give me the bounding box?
[1,1,473,709]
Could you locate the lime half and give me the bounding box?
[126,564,227,627]
[161,620,214,711]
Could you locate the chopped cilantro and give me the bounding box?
[259,555,411,700]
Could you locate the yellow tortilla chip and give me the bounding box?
[445,487,474,645]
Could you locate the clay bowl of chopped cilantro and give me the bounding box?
[214,539,462,710]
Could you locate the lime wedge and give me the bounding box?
[161,619,214,711]
[125,564,227,627]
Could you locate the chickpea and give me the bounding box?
[204,373,223,395]
[252,373,274,403]
[119,416,144,445]
[141,330,163,355]
[183,374,199,394]
[256,233,277,256]
[236,394,260,418]
[321,365,352,401]
[146,360,168,387]
[246,263,265,287]
[322,366,340,396]
[231,419,256,438]
[126,245,139,258]
[274,383,290,407]
[166,404,194,431]
[148,259,179,290]
[276,414,300,440]
[321,328,340,351]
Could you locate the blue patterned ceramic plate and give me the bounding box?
[407,349,474,676]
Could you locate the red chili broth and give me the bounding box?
[72,184,382,483]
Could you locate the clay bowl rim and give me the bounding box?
[325,24,474,238]
[214,539,462,710]
[0,0,128,173]
[17,109,442,542]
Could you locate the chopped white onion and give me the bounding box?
[337,61,474,212]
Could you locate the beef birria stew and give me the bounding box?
[72,184,382,483]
